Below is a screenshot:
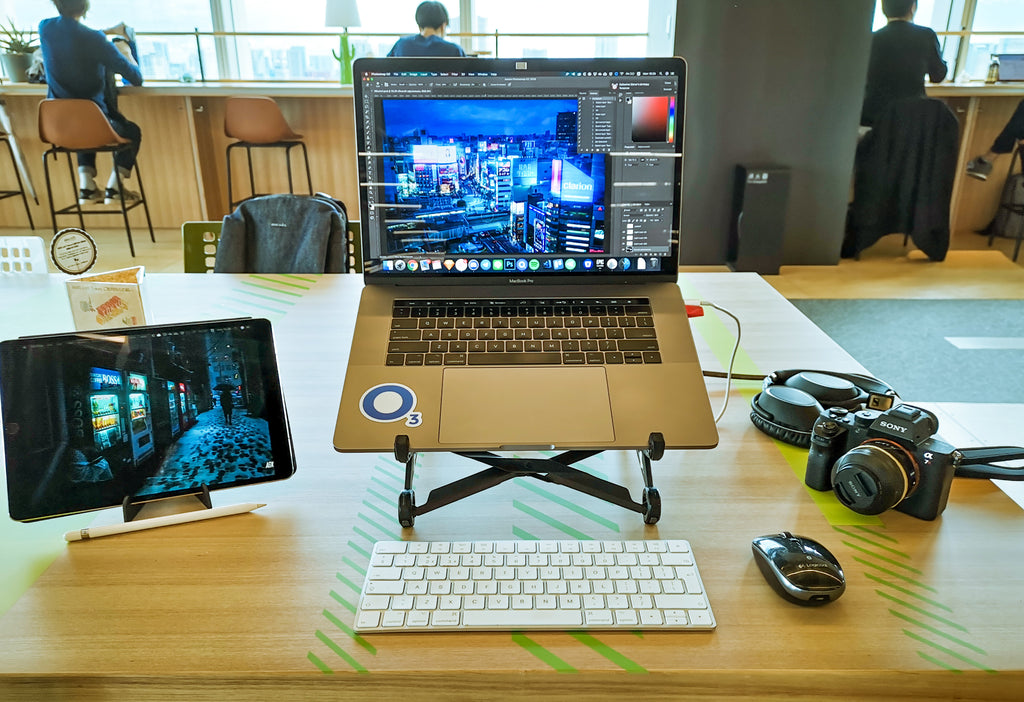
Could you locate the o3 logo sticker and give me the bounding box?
[359,383,422,427]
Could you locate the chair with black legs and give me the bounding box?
[0,129,35,230]
[224,96,312,212]
[37,99,154,257]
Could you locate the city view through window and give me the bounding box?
[1,0,1019,83]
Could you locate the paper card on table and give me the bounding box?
[65,266,147,330]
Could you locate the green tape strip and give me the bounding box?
[277,273,320,285]
[249,274,314,290]
[512,500,593,540]
[832,526,909,558]
[308,651,333,674]
[513,525,539,541]
[902,629,996,673]
[221,296,290,314]
[323,608,377,655]
[341,556,367,577]
[347,540,372,561]
[355,512,402,541]
[315,628,369,673]
[329,588,358,613]
[568,632,646,673]
[887,607,980,651]
[237,286,301,302]
[513,479,621,532]
[864,573,953,613]
[511,633,577,672]
[853,556,938,593]
[846,542,923,574]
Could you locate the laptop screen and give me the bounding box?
[353,57,686,283]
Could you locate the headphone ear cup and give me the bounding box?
[749,407,812,447]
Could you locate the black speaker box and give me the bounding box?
[728,165,791,275]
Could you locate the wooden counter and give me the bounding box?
[1,272,1023,700]
[2,80,1022,252]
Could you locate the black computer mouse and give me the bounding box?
[751,532,846,606]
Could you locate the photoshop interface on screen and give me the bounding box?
[358,69,680,273]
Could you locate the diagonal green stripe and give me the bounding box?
[222,296,290,314]
[352,525,378,546]
[371,476,401,497]
[250,274,314,290]
[366,487,397,507]
[513,479,621,532]
[887,607,981,651]
[308,650,333,674]
[568,632,646,673]
[362,498,398,523]
[513,526,539,540]
[328,589,357,614]
[901,629,996,673]
[513,500,593,539]
[235,286,299,304]
[853,556,938,592]
[347,540,372,560]
[336,573,363,595]
[512,633,577,672]
[376,462,405,484]
[238,281,303,298]
[846,542,923,574]
[278,273,319,284]
[314,629,369,673]
[356,512,402,540]
[917,650,963,673]
[833,526,910,559]
[853,525,901,544]
[323,608,377,655]
[864,573,953,612]
[342,556,367,577]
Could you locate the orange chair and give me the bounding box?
[0,129,35,230]
[38,99,154,257]
[224,96,312,211]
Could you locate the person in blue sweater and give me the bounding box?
[388,2,466,58]
[39,0,144,205]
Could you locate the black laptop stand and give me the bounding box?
[391,432,665,527]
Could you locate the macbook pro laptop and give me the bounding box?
[334,57,718,454]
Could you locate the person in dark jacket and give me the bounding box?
[388,2,466,57]
[965,99,1024,180]
[860,0,947,128]
[39,0,144,206]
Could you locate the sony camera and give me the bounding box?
[804,403,957,520]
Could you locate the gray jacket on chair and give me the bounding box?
[214,194,348,273]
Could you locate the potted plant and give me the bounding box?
[1,18,39,83]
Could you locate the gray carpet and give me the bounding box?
[790,299,1024,403]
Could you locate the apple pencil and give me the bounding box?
[64,502,267,542]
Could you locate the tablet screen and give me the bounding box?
[1,318,295,522]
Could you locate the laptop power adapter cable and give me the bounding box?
[692,300,766,424]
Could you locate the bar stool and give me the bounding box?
[224,96,312,211]
[0,129,35,230]
[37,99,154,257]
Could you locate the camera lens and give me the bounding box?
[830,439,920,514]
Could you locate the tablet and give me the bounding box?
[1,318,295,522]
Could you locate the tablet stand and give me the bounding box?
[392,433,665,528]
[122,484,213,522]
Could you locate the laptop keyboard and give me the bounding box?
[354,539,716,632]
[387,298,660,366]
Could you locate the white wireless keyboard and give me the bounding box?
[354,539,716,632]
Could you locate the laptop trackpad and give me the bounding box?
[439,367,614,446]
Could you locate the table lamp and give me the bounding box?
[325,0,361,85]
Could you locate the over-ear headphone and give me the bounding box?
[749,369,900,447]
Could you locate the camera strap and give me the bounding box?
[953,446,1024,480]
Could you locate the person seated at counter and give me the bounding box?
[966,98,1024,181]
[39,0,144,206]
[387,1,466,58]
[860,0,947,128]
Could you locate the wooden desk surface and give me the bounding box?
[0,273,1021,701]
